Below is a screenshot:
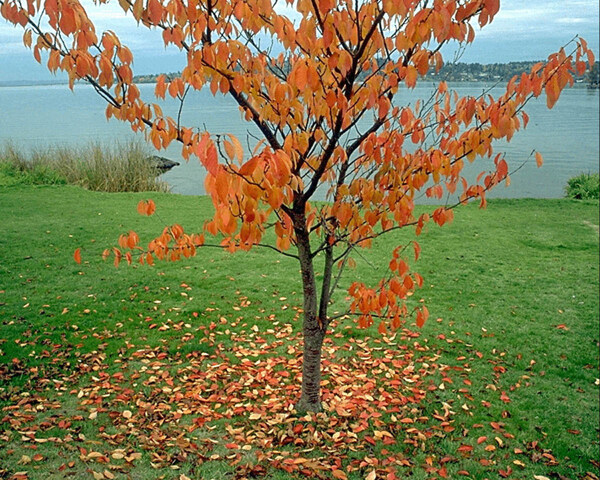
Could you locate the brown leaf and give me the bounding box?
[332,469,348,480]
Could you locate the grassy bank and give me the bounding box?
[0,142,170,193]
[0,185,598,480]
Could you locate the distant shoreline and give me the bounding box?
[0,79,67,87]
[3,60,598,88]
[1,79,595,89]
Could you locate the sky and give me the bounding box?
[0,0,598,82]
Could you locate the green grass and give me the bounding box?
[0,185,598,480]
[0,142,169,192]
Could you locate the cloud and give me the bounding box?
[555,17,589,24]
[475,0,599,41]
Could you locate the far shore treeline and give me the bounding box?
[2,61,598,88]
[132,60,600,87]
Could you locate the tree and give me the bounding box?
[2,0,594,412]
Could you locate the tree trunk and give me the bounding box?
[293,215,325,413]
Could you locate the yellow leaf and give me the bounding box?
[365,470,377,480]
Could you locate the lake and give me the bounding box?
[0,82,598,200]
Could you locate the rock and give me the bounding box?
[146,155,180,172]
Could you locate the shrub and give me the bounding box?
[0,157,66,186]
[0,142,170,193]
[565,173,600,200]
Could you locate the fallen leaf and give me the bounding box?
[332,469,348,480]
[365,470,377,480]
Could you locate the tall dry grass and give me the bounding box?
[0,142,170,193]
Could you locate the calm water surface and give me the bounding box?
[0,82,598,200]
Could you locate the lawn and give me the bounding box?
[0,184,598,480]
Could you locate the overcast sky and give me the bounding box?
[0,0,598,82]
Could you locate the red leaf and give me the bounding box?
[498,467,512,478]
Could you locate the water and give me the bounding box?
[0,82,598,200]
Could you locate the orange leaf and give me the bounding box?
[484,0,500,17]
[239,157,259,176]
[535,152,543,168]
[205,142,219,177]
[23,29,32,48]
[147,0,162,24]
[73,248,82,264]
[413,240,421,261]
[155,74,167,98]
[226,134,244,162]
[496,158,508,179]
[223,138,236,161]
[405,66,417,88]
[587,49,595,68]
[416,306,428,328]
[331,469,348,480]
[294,62,307,91]
[146,199,156,216]
[545,75,560,109]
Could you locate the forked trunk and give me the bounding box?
[293,215,325,412]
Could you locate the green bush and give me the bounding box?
[0,142,170,193]
[0,161,65,186]
[565,173,600,200]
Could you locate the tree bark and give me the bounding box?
[293,213,325,413]
[319,242,334,323]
